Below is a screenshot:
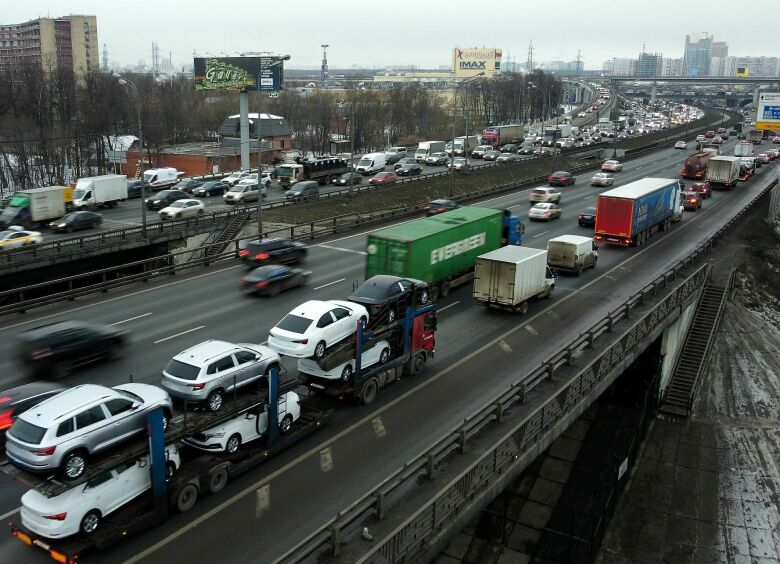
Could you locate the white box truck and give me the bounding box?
[0,186,73,229]
[355,152,386,175]
[546,235,598,276]
[473,246,556,314]
[452,135,480,156]
[705,156,741,190]
[414,141,445,162]
[733,141,754,157]
[73,174,128,209]
[142,167,181,188]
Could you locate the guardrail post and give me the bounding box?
[426,454,436,479]
[519,383,527,405]
[565,348,573,366]
[101,272,108,292]
[587,331,595,348]
[494,400,504,423]
[374,492,386,520]
[546,361,556,381]
[459,428,468,454]
[329,524,340,556]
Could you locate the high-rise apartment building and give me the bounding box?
[0,15,98,74]
[711,41,729,58]
[634,52,663,78]
[683,32,713,77]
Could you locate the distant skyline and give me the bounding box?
[3,0,778,71]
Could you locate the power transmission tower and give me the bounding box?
[527,41,534,72]
[576,50,582,75]
[320,44,329,86]
[102,43,109,72]
[152,42,160,76]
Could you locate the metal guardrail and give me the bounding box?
[0,109,741,313]
[277,173,779,563]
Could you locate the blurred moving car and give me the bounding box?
[240,265,311,296]
[529,187,561,203]
[674,140,688,149]
[601,160,623,172]
[172,179,203,194]
[15,320,128,378]
[578,207,597,227]
[681,191,702,210]
[238,238,307,267]
[482,150,502,161]
[496,153,520,163]
[425,152,449,166]
[0,226,42,249]
[126,180,148,199]
[393,157,417,171]
[222,171,251,186]
[447,157,469,170]
[158,199,205,220]
[528,203,562,221]
[224,183,264,204]
[145,189,188,210]
[332,172,363,186]
[193,181,228,197]
[548,171,575,186]
[396,163,423,176]
[0,382,66,443]
[688,181,712,199]
[284,181,319,202]
[369,171,398,185]
[590,173,614,187]
[49,211,103,233]
[425,199,459,216]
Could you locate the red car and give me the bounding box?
[704,130,715,139]
[369,171,398,185]
[688,181,711,199]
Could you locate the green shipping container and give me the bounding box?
[365,207,504,284]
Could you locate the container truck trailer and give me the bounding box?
[364,207,524,299]
[704,156,741,189]
[594,178,682,247]
[0,186,73,229]
[482,124,524,147]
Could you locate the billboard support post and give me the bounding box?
[240,90,250,171]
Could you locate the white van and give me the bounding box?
[546,235,598,275]
[355,152,386,175]
[143,168,180,188]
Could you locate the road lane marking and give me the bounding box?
[153,326,205,344]
[525,325,539,335]
[320,447,334,472]
[532,230,550,238]
[316,244,366,255]
[111,312,153,325]
[0,507,20,520]
[437,301,461,313]
[499,340,513,353]
[372,417,387,438]
[583,195,594,199]
[255,485,270,519]
[313,278,346,291]
[0,265,242,333]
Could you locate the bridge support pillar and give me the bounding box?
[753,86,760,107]
[239,90,250,171]
[651,81,657,105]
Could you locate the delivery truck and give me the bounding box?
[680,151,714,179]
[142,167,181,188]
[734,141,754,157]
[473,246,556,314]
[0,186,73,229]
[277,157,351,187]
[704,156,741,190]
[482,124,524,147]
[546,235,598,275]
[73,174,128,209]
[414,141,446,162]
[594,178,682,247]
[365,207,524,300]
[748,129,763,145]
[452,135,480,156]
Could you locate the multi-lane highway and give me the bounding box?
[1,131,770,562]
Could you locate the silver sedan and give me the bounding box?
[590,173,614,187]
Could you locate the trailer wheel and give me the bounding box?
[440,280,451,298]
[514,301,529,315]
[209,467,229,494]
[359,379,378,405]
[176,483,199,512]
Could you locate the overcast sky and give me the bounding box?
[4,1,778,70]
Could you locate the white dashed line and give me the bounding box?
[313,278,346,291]
[112,312,153,325]
[437,300,461,313]
[153,325,205,344]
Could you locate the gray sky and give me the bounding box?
[4,0,777,70]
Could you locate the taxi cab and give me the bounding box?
[0,226,43,250]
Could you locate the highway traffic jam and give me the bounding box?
[0,89,777,563]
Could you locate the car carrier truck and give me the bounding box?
[594,178,682,247]
[364,207,524,300]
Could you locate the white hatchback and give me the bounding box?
[20,445,180,539]
[183,392,301,453]
[268,300,368,359]
[158,199,205,220]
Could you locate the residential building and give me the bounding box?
[601,58,634,76]
[711,41,729,58]
[0,15,98,74]
[683,32,713,77]
[634,52,663,78]
[661,58,684,77]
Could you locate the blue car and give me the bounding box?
[193,181,228,198]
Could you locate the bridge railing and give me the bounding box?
[278,173,778,563]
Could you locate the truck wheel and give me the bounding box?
[440,280,451,297]
[412,353,426,375]
[176,483,199,512]
[515,301,529,315]
[209,467,229,494]
[359,379,378,405]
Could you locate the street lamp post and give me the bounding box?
[449,72,484,198]
[114,73,146,237]
[256,55,290,237]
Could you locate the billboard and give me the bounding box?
[452,48,502,77]
[194,57,284,91]
[756,92,780,131]
[736,66,749,77]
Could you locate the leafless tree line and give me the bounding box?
[0,63,561,193]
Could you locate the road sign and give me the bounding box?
[107,150,127,164]
[756,92,780,131]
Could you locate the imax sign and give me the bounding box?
[459,61,487,69]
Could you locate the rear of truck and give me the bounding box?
[595,180,677,246]
[473,247,550,312]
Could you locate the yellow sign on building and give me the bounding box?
[452,48,502,77]
[736,66,749,77]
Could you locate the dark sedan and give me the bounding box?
[127,180,149,199]
[425,199,459,216]
[48,211,103,233]
[396,163,423,176]
[193,181,228,197]
[578,207,597,227]
[0,382,67,443]
[548,171,575,186]
[145,189,189,210]
[238,237,307,267]
[348,275,431,325]
[482,150,502,161]
[394,157,417,171]
[15,320,127,378]
[173,179,203,193]
[332,172,363,186]
[240,265,311,296]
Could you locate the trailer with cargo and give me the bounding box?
[277,157,351,187]
[594,178,682,247]
[4,368,329,562]
[680,151,713,179]
[546,235,598,275]
[414,141,446,162]
[472,246,556,314]
[364,207,524,300]
[481,124,524,147]
[0,186,73,229]
[73,174,128,209]
[704,156,741,189]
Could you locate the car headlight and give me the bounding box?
[58,223,66,227]
[204,432,225,439]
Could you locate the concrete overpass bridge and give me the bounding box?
[607,76,780,106]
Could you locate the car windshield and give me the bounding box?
[276,314,313,334]
[9,419,46,445]
[169,201,186,208]
[353,282,388,301]
[116,389,143,403]
[165,359,201,381]
[532,204,548,210]
[155,191,171,198]
[583,207,596,214]
[276,168,294,178]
